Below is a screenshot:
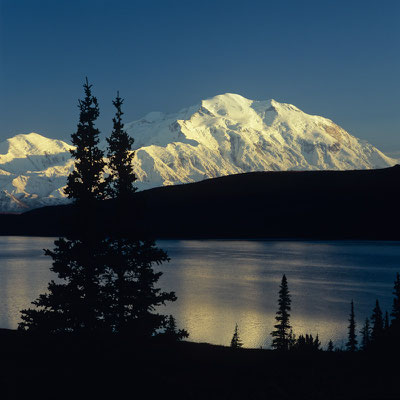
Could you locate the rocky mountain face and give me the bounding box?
[0,94,396,212]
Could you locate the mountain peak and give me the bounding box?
[1,132,72,158]
[124,94,395,188]
[196,94,307,124]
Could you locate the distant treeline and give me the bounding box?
[1,165,400,240]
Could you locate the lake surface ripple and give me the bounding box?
[0,237,399,348]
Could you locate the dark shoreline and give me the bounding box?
[0,328,398,400]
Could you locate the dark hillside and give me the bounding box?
[1,166,399,239]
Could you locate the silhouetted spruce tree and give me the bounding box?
[19,79,107,332]
[327,340,334,352]
[230,323,243,348]
[288,328,296,349]
[292,333,320,352]
[271,274,292,350]
[384,311,390,330]
[105,91,136,202]
[163,315,189,341]
[102,92,177,337]
[371,299,384,344]
[295,334,306,350]
[360,317,370,350]
[64,78,107,205]
[392,272,400,328]
[346,300,357,352]
[314,334,321,351]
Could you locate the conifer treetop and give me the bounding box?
[106,91,137,200]
[346,300,357,352]
[230,323,243,349]
[65,78,106,203]
[392,272,400,325]
[371,299,384,343]
[360,317,370,350]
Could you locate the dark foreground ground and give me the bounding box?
[1,329,399,400]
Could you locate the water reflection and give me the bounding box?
[157,240,400,348]
[0,236,55,329]
[0,237,398,348]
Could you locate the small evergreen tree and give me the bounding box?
[346,300,357,352]
[292,333,320,352]
[230,323,243,348]
[271,274,292,351]
[288,328,296,350]
[314,334,321,351]
[360,317,370,350]
[163,315,189,341]
[391,272,400,327]
[327,340,334,352]
[371,299,384,343]
[384,311,390,330]
[295,334,306,349]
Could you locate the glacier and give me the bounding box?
[0,93,396,212]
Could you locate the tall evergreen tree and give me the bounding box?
[392,272,400,327]
[102,92,177,336]
[360,317,371,350]
[230,323,243,349]
[327,340,334,352]
[346,300,357,352]
[271,274,292,351]
[65,77,106,205]
[19,79,107,332]
[371,299,384,343]
[106,92,137,202]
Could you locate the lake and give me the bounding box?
[0,237,399,349]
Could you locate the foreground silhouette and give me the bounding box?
[19,78,108,332]
[0,328,398,400]
[19,80,185,338]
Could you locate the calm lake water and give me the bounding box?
[0,237,399,349]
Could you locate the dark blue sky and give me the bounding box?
[1,0,399,153]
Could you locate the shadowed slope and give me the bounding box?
[1,166,399,239]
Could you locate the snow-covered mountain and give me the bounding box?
[0,133,74,212]
[0,93,396,212]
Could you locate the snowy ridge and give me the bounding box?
[127,93,395,189]
[0,133,74,212]
[0,94,396,212]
